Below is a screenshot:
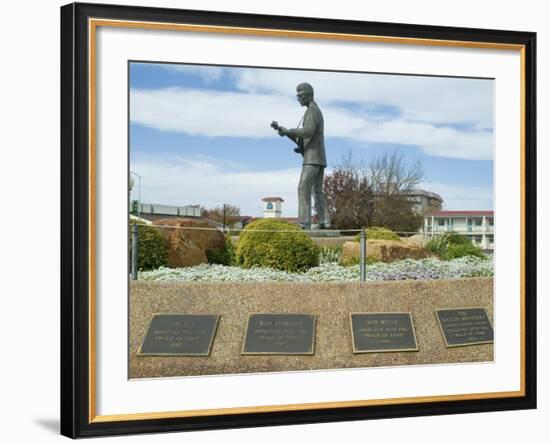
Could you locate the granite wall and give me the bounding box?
[129,278,493,378]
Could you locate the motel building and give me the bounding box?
[424,210,494,250]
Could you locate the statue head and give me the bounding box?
[296,82,314,106]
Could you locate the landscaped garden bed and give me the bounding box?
[139,255,493,282]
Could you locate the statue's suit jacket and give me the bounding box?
[288,101,327,167]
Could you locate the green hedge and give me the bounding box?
[206,235,236,266]
[129,220,168,270]
[235,219,319,272]
[354,226,401,242]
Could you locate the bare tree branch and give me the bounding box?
[324,151,424,231]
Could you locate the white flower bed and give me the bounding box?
[139,256,493,282]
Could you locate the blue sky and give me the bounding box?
[129,62,494,217]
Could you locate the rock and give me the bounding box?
[341,242,361,265]
[152,218,225,267]
[403,234,429,248]
[368,239,432,262]
[341,239,432,265]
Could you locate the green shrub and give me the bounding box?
[466,267,494,277]
[444,243,486,260]
[446,232,471,245]
[340,255,380,267]
[341,255,360,267]
[354,226,401,242]
[236,219,319,272]
[129,220,168,270]
[425,233,486,260]
[206,235,236,266]
[319,245,342,264]
[425,234,449,256]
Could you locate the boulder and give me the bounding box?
[341,242,361,266]
[403,234,429,248]
[152,218,225,267]
[341,239,432,265]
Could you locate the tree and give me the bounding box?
[368,152,424,232]
[323,152,374,230]
[202,204,241,227]
[324,151,424,232]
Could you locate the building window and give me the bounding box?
[438,219,445,226]
[488,236,494,244]
[474,218,482,226]
[488,218,494,226]
[266,202,273,210]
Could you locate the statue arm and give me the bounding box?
[273,121,299,145]
[276,127,299,145]
[287,110,317,139]
[286,133,299,144]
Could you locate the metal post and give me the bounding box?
[360,228,366,282]
[222,203,226,234]
[131,224,138,280]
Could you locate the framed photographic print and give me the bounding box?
[60,2,537,438]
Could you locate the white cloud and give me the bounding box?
[156,65,494,129]
[131,154,301,217]
[231,68,494,130]
[324,106,493,160]
[159,64,224,83]
[131,87,301,138]
[130,155,493,218]
[131,87,494,160]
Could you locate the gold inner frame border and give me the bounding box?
[87,17,527,423]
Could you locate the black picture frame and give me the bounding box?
[60,2,537,438]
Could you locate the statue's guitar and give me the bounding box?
[271,121,304,155]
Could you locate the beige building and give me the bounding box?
[406,189,444,216]
[424,210,494,250]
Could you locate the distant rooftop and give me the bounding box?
[262,196,284,202]
[432,210,494,217]
[405,189,444,201]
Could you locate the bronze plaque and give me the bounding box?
[435,308,494,347]
[138,314,219,356]
[242,314,316,355]
[350,312,418,353]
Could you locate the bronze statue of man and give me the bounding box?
[272,82,330,230]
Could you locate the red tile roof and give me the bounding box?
[431,210,494,216]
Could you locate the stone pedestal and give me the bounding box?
[130,278,493,379]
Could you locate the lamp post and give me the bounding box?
[129,171,142,279]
